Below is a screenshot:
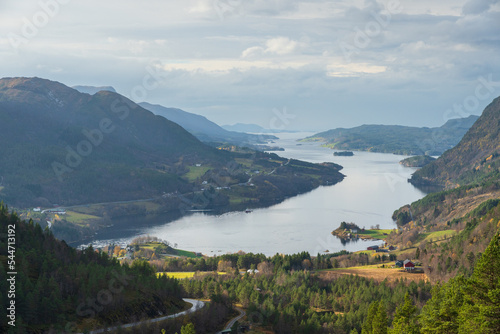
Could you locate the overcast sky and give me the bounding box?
[1,0,499,131]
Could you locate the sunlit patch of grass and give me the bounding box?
[185,166,211,181]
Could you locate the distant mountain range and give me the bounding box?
[222,123,297,133]
[138,102,277,145]
[72,86,277,146]
[302,116,479,156]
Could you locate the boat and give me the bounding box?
[245,208,252,213]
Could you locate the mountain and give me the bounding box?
[410,96,500,188]
[303,115,479,156]
[222,123,298,133]
[222,123,266,133]
[139,102,277,145]
[72,85,117,95]
[0,77,224,207]
[390,96,500,283]
[0,77,343,223]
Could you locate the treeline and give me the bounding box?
[148,250,350,273]
[0,203,184,333]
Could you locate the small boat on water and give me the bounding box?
[245,208,252,213]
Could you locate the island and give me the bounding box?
[334,151,354,157]
[399,155,436,167]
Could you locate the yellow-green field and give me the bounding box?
[157,271,227,279]
[416,229,458,245]
[64,211,100,226]
[358,229,394,240]
[234,158,253,168]
[185,166,211,181]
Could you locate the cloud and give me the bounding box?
[326,63,387,77]
[241,36,300,58]
[264,37,299,55]
[462,0,497,15]
[0,0,497,130]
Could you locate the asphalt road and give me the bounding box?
[217,307,246,333]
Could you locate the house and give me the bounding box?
[367,245,379,250]
[403,259,415,271]
[389,245,396,251]
[351,229,358,234]
[395,260,404,268]
[247,269,259,274]
[33,207,41,212]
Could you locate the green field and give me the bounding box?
[136,243,200,258]
[358,229,394,240]
[416,229,458,245]
[185,165,211,181]
[64,211,100,226]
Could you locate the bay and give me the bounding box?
[84,133,427,256]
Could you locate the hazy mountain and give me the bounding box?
[0,77,226,207]
[303,115,479,156]
[222,123,298,133]
[410,96,500,188]
[72,85,117,95]
[139,102,277,145]
[0,77,343,210]
[222,123,266,133]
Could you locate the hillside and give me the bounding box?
[0,77,344,244]
[0,203,185,333]
[389,97,500,283]
[139,102,277,146]
[0,77,226,207]
[410,96,500,188]
[400,155,436,167]
[302,115,479,156]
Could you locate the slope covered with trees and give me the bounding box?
[0,203,185,333]
[0,77,343,212]
[410,96,500,188]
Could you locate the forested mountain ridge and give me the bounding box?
[302,115,478,156]
[0,77,343,211]
[0,203,185,333]
[0,77,219,207]
[410,95,500,188]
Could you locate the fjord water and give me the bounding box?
[89,133,427,255]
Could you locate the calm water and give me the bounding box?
[83,133,426,256]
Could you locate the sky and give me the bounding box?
[1,0,499,131]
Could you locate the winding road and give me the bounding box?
[217,307,246,333]
[82,298,205,334]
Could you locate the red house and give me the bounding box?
[403,259,415,271]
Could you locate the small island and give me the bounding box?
[334,151,354,157]
[399,155,436,167]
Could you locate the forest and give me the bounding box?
[1,199,500,333]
